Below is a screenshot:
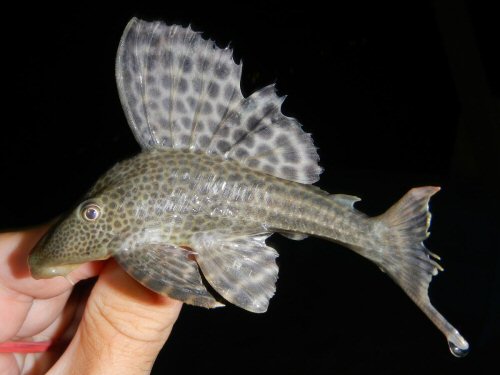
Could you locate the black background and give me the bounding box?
[1,2,498,374]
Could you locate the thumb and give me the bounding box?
[50,260,182,375]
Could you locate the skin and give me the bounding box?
[0,225,182,375]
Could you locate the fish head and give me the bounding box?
[29,197,115,279]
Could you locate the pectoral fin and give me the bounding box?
[192,232,279,313]
[114,241,223,308]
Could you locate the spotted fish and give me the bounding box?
[28,17,469,356]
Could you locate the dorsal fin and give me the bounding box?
[116,18,322,184]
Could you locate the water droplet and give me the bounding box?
[448,341,470,358]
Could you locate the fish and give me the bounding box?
[28,17,469,357]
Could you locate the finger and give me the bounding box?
[16,290,72,338]
[0,353,20,375]
[50,260,183,375]
[0,226,70,298]
[14,282,92,375]
[0,225,101,344]
[0,226,102,300]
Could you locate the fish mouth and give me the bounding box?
[29,263,80,279]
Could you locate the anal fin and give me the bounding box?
[192,232,279,313]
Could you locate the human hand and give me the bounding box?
[0,225,183,375]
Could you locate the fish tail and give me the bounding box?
[362,187,469,356]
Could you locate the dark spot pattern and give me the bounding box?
[234,148,249,159]
[181,56,193,73]
[181,116,192,128]
[217,140,231,153]
[200,101,212,115]
[148,101,159,110]
[178,78,188,93]
[161,98,170,111]
[199,135,210,148]
[162,50,173,68]
[187,96,196,110]
[214,62,230,79]
[197,56,210,72]
[175,100,187,114]
[208,82,219,98]
[246,115,261,131]
[148,87,161,98]
[232,129,246,142]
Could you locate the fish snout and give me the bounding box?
[28,237,77,279]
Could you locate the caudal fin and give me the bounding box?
[371,187,469,356]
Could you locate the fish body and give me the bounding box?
[32,149,363,263]
[28,18,469,356]
[31,149,367,307]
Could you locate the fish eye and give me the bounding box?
[81,203,101,221]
